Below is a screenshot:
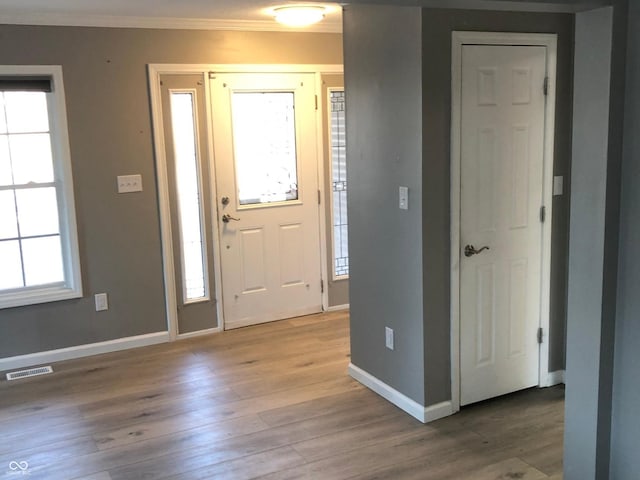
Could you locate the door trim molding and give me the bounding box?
[148,64,343,337]
[450,32,558,412]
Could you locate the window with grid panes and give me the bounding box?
[0,66,82,309]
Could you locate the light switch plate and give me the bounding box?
[553,176,564,196]
[95,293,109,312]
[117,174,143,193]
[399,186,409,210]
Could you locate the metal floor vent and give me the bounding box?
[6,366,53,381]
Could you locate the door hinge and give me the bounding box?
[315,94,318,111]
[537,327,544,344]
[543,76,549,96]
[540,205,546,223]
[318,189,321,205]
[208,71,216,80]
[321,279,324,293]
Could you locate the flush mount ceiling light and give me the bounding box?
[271,5,327,27]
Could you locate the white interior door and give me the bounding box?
[460,45,547,406]
[210,73,322,329]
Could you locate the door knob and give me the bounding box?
[222,214,240,223]
[464,245,490,257]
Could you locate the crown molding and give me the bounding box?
[0,12,343,33]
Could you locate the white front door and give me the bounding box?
[459,45,547,406]
[210,73,323,329]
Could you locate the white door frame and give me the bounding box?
[450,32,558,413]
[148,63,343,339]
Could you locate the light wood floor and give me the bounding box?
[0,311,564,480]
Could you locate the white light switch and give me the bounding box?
[553,176,564,196]
[399,186,409,210]
[117,174,143,193]
[95,293,109,312]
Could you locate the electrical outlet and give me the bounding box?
[95,293,109,312]
[385,327,394,350]
[117,174,143,193]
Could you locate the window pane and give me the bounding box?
[16,187,60,237]
[4,92,50,134]
[170,92,206,301]
[0,136,12,186]
[330,90,349,277]
[232,92,298,205]
[0,190,18,239]
[0,240,23,289]
[9,133,54,184]
[22,235,64,286]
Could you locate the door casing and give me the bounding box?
[450,32,558,413]
[148,64,343,339]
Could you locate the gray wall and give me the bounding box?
[0,25,342,359]
[421,9,574,404]
[564,8,612,479]
[610,0,640,477]
[564,4,630,478]
[344,5,426,404]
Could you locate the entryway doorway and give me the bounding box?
[451,33,558,408]
[209,72,323,329]
[150,64,343,338]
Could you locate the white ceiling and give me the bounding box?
[0,0,599,31]
[0,0,343,33]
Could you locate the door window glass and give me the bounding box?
[231,92,298,205]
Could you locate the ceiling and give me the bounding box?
[0,0,607,32]
[0,0,344,33]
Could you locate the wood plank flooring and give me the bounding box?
[0,311,564,479]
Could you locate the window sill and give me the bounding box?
[0,285,83,310]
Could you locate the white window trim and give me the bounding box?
[0,65,82,309]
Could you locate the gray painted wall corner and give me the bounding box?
[563,5,630,479]
[610,0,640,478]
[344,4,426,405]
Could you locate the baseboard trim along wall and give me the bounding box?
[348,363,454,423]
[0,332,170,373]
[545,369,566,387]
[176,327,222,340]
[326,304,349,312]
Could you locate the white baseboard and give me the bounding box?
[0,332,170,373]
[348,363,454,424]
[325,304,349,312]
[177,327,222,340]
[544,369,565,387]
